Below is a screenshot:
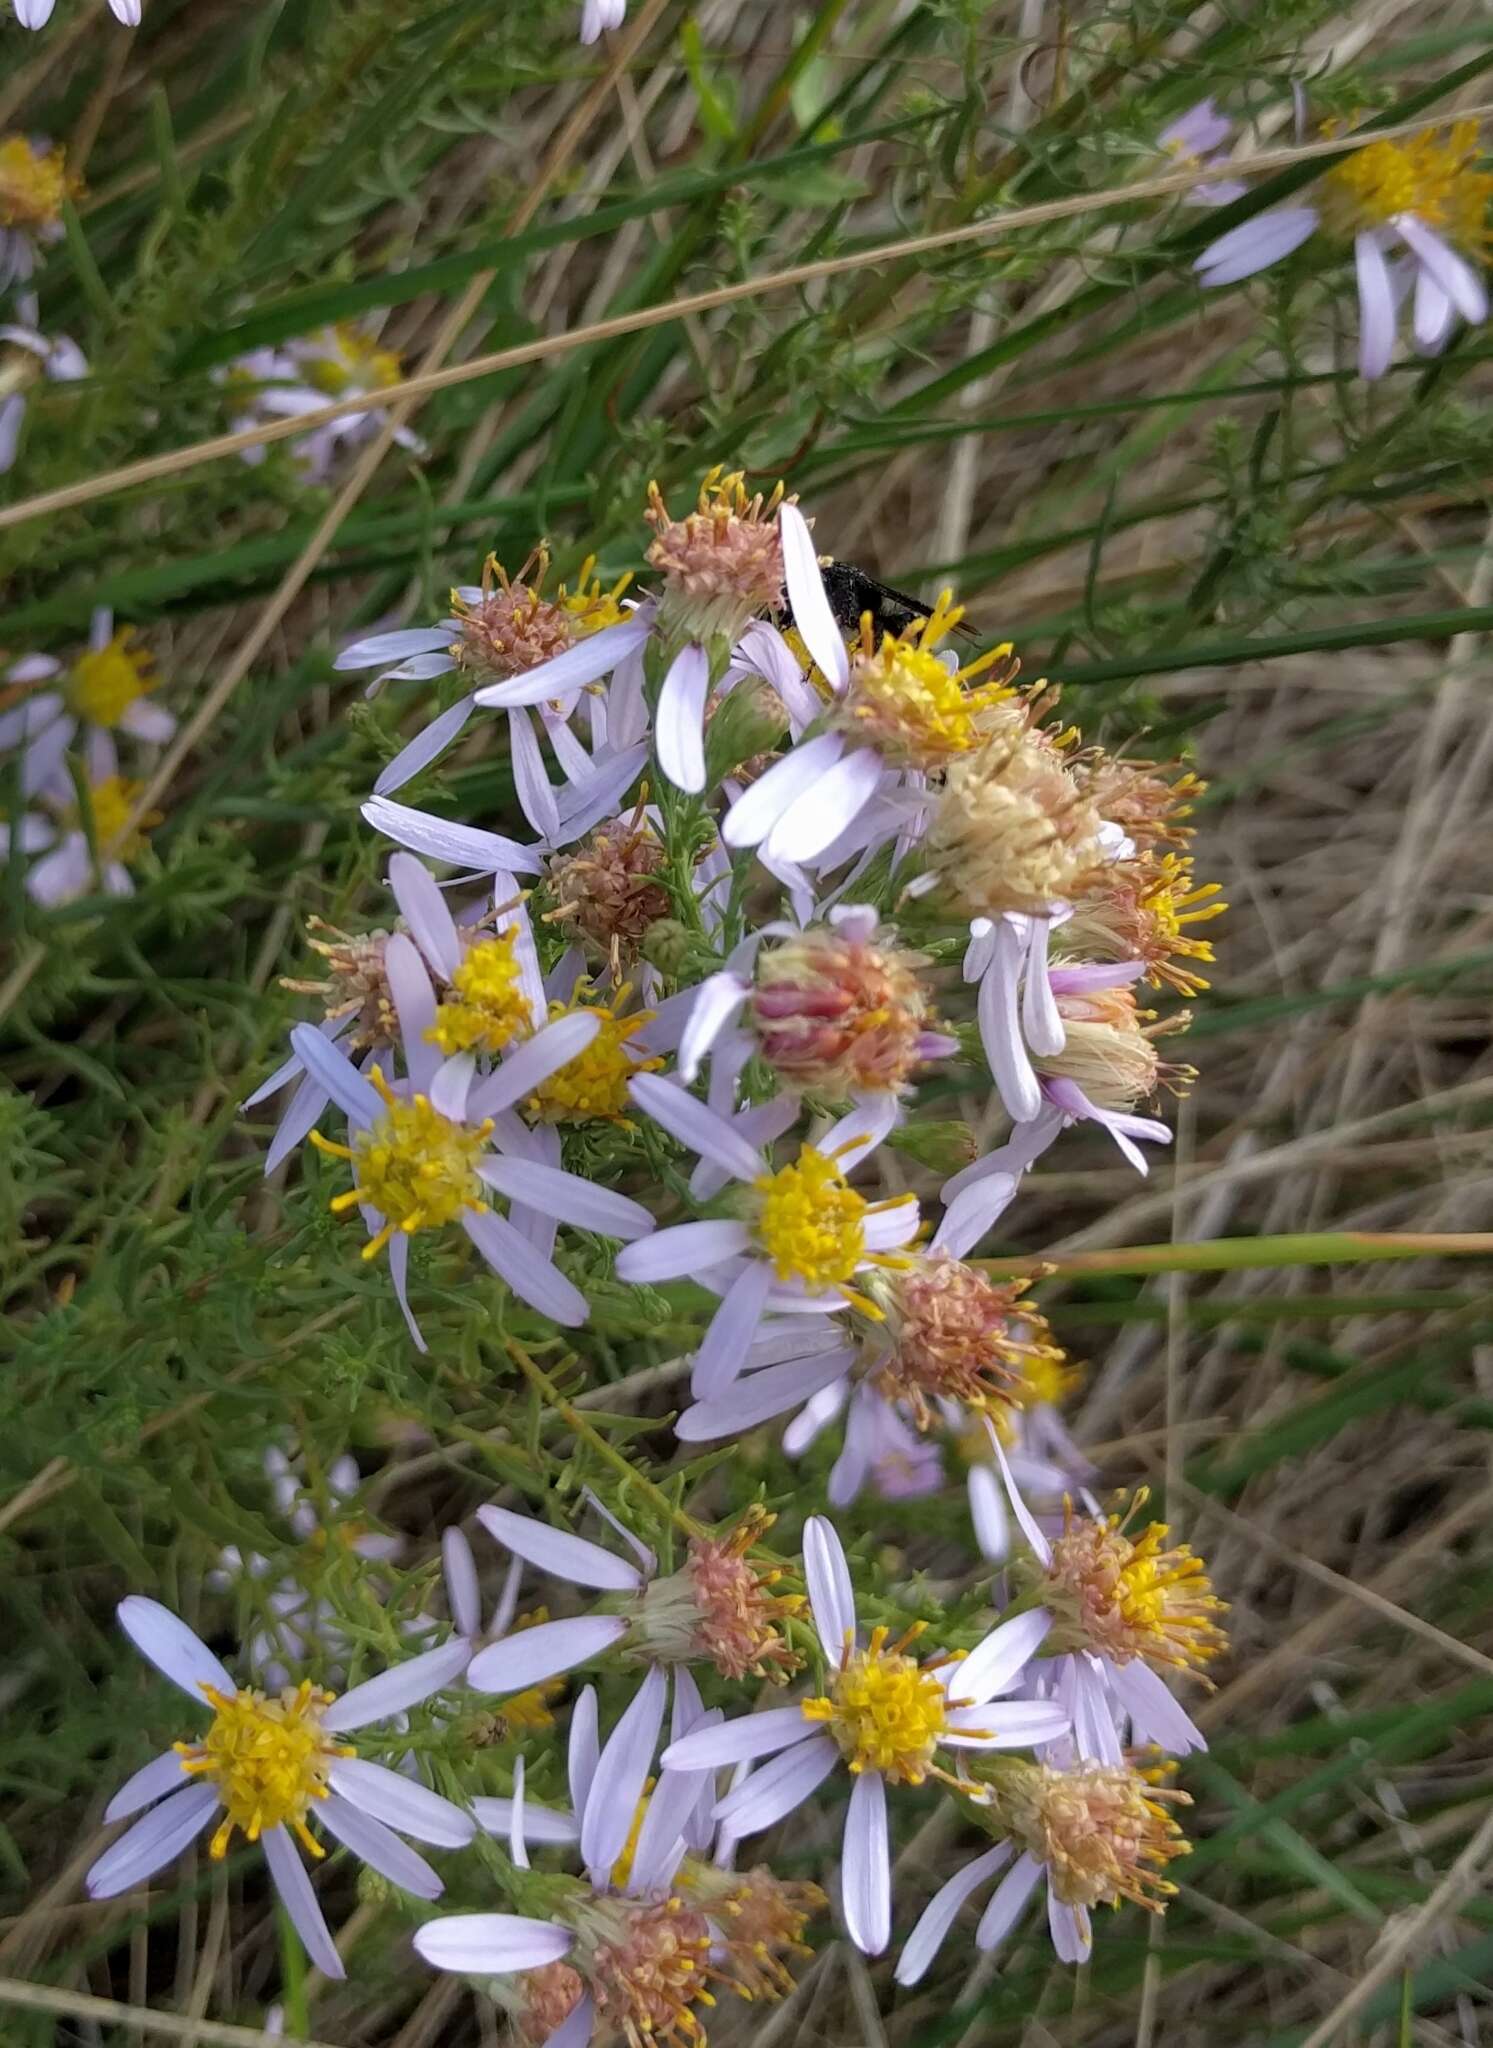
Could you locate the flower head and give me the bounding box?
[545,804,672,961]
[1030,1491,1228,1676]
[829,592,1019,769]
[294,321,403,398]
[645,467,786,649]
[1033,983,1191,1113]
[280,921,396,1050]
[527,985,661,1123]
[748,917,945,1097]
[1064,851,1225,995]
[1321,121,1493,252]
[867,1254,1055,1428]
[0,134,72,236]
[452,546,632,686]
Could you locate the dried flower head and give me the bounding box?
[453,546,631,685]
[868,1255,1059,1429]
[1029,1491,1228,1674]
[1064,852,1225,996]
[630,1505,803,1682]
[993,1756,1192,1911]
[749,921,943,1097]
[545,805,672,961]
[645,467,786,646]
[1034,985,1193,1112]
[676,1860,825,2000]
[1072,753,1203,850]
[574,1893,716,2048]
[281,921,394,1051]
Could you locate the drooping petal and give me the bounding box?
[361,795,542,876]
[1194,206,1318,287]
[262,1825,346,1978]
[373,695,478,797]
[626,1071,764,1179]
[1413,267,1456,353]
[1354,231,1397,381]
[979,921,1041,1122]
[413,1912,573,1974]
[655,643,710,794]
[677,972,751,1085]
[472,1795,579,1844]
[326,1758,475,1846]
[323,1637,471,1732]
[568,1684,600,1817]
[985,1420,1054,1564]
[894,1844,1013,1986]
[117,1596,234,1704]
[661,1706,812,1772]
[933,1172,1018,1260]
[839,1770,891,1955]
[1393,213,1488,324]
[389,852,461,980]
[467,1011,601,1118]
[778,504,850,690]
[1048,1883,1092,1964]
[711,1731,839,1836]
[461,1207,590,1326]
[317,1794,443,1899]
[475,1505,645,1592]
[802,1514,856,1660]
[580,1664,668,1884]
[472,617,652,708]
[467,1615,628,1694]
[765,744,884,866]
[721,730,846,849]
[86,1785,218,1898]
[1106,1657,1206,1754]
[689,1260,773,1398]
[384,933,440,1090]
[674,1344,857,1441]
[974,1849,1043,1953]
[542,1993,596,2048]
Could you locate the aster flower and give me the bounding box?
[285,955,654,1346]
[662,1515,1068,1955]
[0,309,85,471]
[578,0,625,40]
[988,1431,1226,1760]
[722,525,1018,866]
[1061,848,1225,998]
[894,1755,1190,1977]
[462,1499,802,1698]
[677,903,956,1104]
[0,135,73,286]
[0,607,172,797]
[1,729,159,907]
[334,546,646,840]
[1157,98,1246,207]
[223,322,425,479]
[614,1077,920,1373]
[86,1596,475,1976]
[1195,122,1492,378]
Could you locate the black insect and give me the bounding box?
[781,559,974,641]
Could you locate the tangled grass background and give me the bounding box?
[4,3,1493,2045]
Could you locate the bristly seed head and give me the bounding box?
[868,1254,1059,1429]
[1028,1491,1228,1674]
[175,1680,351,1861]
[452,546,631,685]
[281,921,394,1051]
[749,922,942,1098]
[674,1859,825,2002]
[685,1506,804,1682]
[580,1896,716,2048]
[645,466,786,648]
[544,806,672,962]
[990,1756,1192,1911]
[833,592,1020,767]
[1071,753,1203,850]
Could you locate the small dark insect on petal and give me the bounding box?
[780,560,976,639]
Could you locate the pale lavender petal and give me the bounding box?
[951,1609,1053,1706]
[655,643,710,794]
[1414,267,1456,353]
[472,1796,579,1844]
[323,1637,471,1731]
[468,1616,628,1694]
[475,1505,644,1592]
[675,1344,856,1440]
[473,617,652,708]
[895,1843,1012,1985]
[388,852,461,979]
[429,1053,474,1124]
[285,1024,381,1129]
[263,1826,345,1978]
[861,1199,920,1251]
[1106,1657,1206,1754]
[318,1793,442,1899]
[713,1732,838,1835]
[802,1515,855,1660]
[388,1231,426,1353]
[980,922,1041,1122]
[548,741,650,844]
[1355,231,1397,380]
[86,1785,218,1898]
[336,627,453,672]
[580,1664,667,1881]
[462,1207,588,1325]
[1061,1654,1124,1766]
[690,1261,773,1398]
[468,1011,600,1117]
[840,1770,890,1955]
[326,1758,475,1846]
[817,1091,898,1171]
[543,1993,595,2048]
[615,1219,753,1283]
[968,1462,1010,1562]
[766,744,884,865]
[942,1699,1071,1748]
[1021,918,1065,1055]
[569,1684,599,1816]
[509,707,561,836]
[384,933,439,1090]
[677,972,750,1085]
[986,1419,1054,1563]
[974,1850,1042,1953]
[626,1072,763,1179]
[607,640,649,747]
[120,701,177,743]
[778,504,849,689]
[362,795,542,876]
[1195,206,1318,286]
[628,1752,713,1896]
[721,730,845,849]
[414,1912,573,1974]
[662,1707,812,1771]
[1048,1883,1092,1964]
[476,1156,653,1240]
[1394,214,1488,324]
[117,1595,234,1703]
[374,696,478,797]
[105,1749,187,1823]
[933,1173,1019,1259]
[440,1527,481,1639]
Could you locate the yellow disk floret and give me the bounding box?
[176,1681,351,1860]
[801,1624,949,1783]
[312,1066,492,1260]
[753,1146,867,1291]
[527,987,661,1124]
[0,135,73,232]
[426,931,531,1056]
[836,592,1019,768]
[68,628,157,729]
[302,322,403,396]
[1324,121,1493,252]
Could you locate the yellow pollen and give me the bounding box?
[425,931,531,1056]
[610,1782,655,1892]
[752,1146,868,1291]
[527,986,661,1124]
[800,1625,949,1782]
[1041,1494,1228,1675]
[319,1065,491,1257]
[68,629,156,728]
[302,322,403,396]
[1323,121,1493,250]
[838,593,1018,767]
[176,1681,350,1860]
[0,135,73,231]
[72,775,159,859]
[560,552,633,635]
